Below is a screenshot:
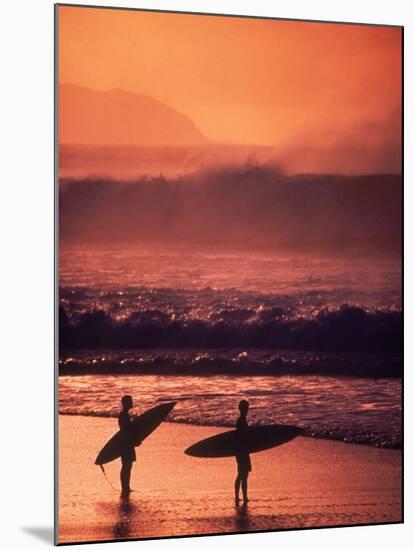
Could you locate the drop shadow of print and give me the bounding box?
[21,526,54,544]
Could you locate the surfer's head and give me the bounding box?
[121,395,133,410]
[238,399,249,415]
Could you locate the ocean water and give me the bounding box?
[59,245,402,448]
[58,373,401,448]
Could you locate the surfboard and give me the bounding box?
[184,424,304,458]
[95,402,176,465]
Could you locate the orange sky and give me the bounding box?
[57,6,401,170]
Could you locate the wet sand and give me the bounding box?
[58,415,402,544]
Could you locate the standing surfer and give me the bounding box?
[235,399,252,505]
[118,395,140,497]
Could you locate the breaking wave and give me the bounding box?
[59,167,402,251]
[59,303,402,357]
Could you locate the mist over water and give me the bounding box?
[60,163,401,252]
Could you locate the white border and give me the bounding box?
[1,1,411,549]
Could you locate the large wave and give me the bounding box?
[59,303,402,357]
[59,167,402,251]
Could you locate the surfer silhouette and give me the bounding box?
[118,395,140,497]
[235,399,252,505]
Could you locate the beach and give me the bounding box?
[58,415,402,544]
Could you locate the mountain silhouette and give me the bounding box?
[59,83,208,146]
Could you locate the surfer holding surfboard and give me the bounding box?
[185,403,304,504]
[235,399,251,505]
[95,400,177,497]
[118,395,140,497]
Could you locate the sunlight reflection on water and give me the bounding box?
[59,373,401,448]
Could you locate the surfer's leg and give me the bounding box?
[235,474,241,503]
[120,458,132,494]
[120,462,126,492]
[125,461,132,491]
[241,472,249,503]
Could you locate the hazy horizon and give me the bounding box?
[58,80,402,176]
[58,6,401,175]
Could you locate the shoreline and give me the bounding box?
[58,412,402,450]
[58,415,402,544]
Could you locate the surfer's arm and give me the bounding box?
[119,412,134,434]
[119,413,142,446]
[123,414,141,445]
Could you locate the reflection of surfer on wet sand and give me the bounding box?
[113,497,135,539]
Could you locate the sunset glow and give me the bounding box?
[58,6,401,173]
